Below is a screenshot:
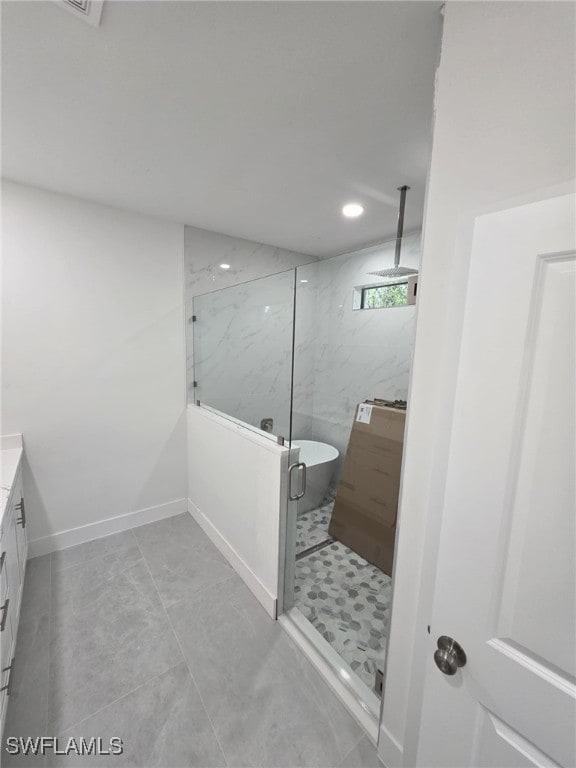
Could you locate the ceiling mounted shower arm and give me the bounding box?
[367,184,417,279]
[394,185,410,268]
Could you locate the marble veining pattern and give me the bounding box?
[185,230,419,468]
[3,516,381,768]
[192,270,295,438]
[184,225,314,303]
[293,234,420,459]
[184,225,314,410]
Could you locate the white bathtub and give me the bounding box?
[291,439,339,513]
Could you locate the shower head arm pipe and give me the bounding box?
[394,185,410,268]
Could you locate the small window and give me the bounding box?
[361,282,408,309]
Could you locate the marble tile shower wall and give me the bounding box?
[184,225,314,409]
[193,270,296,438]
[184,223,420,460]
[293,234,420,462]
[291,260,320,440]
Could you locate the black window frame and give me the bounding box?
[360,279,409,309]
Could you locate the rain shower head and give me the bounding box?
[371,185,418,280]
[368,265,418,279]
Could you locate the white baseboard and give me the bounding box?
[28,498,187,558]
[187,498,277,619]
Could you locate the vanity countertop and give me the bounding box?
[1,434,23,523]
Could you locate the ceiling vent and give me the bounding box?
[57,0,104,27]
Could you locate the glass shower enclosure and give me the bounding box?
[188,234,420,717]
[191,270,296,444]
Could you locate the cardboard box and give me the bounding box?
[329,402,406,575]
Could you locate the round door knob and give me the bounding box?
[434,635,467,676]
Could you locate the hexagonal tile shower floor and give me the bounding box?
[295,498,334,554]
[294,512,392,692]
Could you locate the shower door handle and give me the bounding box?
[288,462,307,501]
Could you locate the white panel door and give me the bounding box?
[416,193,576,767]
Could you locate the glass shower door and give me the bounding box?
[282,237,420,714]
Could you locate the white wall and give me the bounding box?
[187,405,290,618]
[381,3,576,766]
[1,181,187,553]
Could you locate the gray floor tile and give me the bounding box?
[339,736,381,768]
[46,662,227,768]
[48,559,182,733]
[132,513,205,550]
[51,531,139,573]
[18,554,51,620]
[50,542,143,617]
[3,610,50,737]
[6,517,373,768]
[2,739,45,768]
[168,577,363,767]
[133,514,235,609]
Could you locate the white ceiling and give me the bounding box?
[1,1,442,257]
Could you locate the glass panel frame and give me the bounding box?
[190,268,297,443]
[282,235,420,714]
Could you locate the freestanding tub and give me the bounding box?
[291,440,339,513]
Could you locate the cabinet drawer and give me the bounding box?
[1,546,14,682]
[0,608,14,726]
[0,441,24,740]
[0,548,6,608]
[0,605,13,673]
[0,507,22,624]
[10,470,27,580]
[0,574,8,634]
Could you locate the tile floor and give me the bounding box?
[2,514,381,768]
[294,542,392,692]
[295,500,333,556]
[294,502,392,692]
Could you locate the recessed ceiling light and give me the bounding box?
[219,263,231,270]
[342,203,364,218]
[300,279,308,283]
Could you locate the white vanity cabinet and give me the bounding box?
[0,439,27,737]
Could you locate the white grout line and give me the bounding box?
[43,529,184,740]
[54,661,186,738]
[338,733,375,767]
[50,529,138,574]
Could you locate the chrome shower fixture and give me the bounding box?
[368,185,419,280]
